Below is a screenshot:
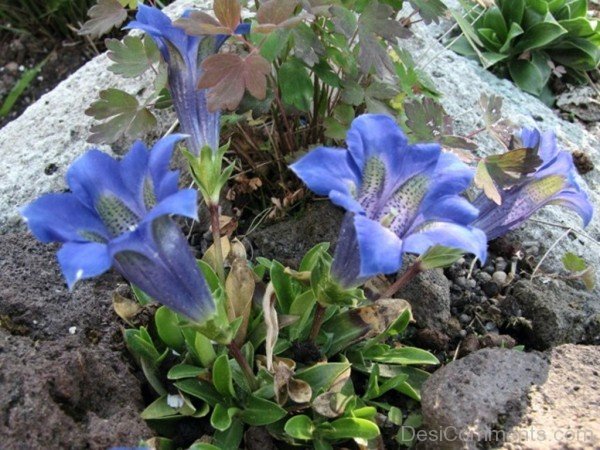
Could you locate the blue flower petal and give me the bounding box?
[550,190,593,227]
[157,170,180,200]
[346,114,407,175]
[125,4,189,62]
[416,195,480,226]
[520,128,540,149]
[149,134,186,188]
[331,213,364,288]
[127,6,221,154]
[110,217,215,322]
[67,149,141,215]
[428,152,474,196]
[290,146,360,198]
[329,190,364,214]
[144,189,198,223]
[57,242,112,289]
[354,215,403,278]
[21,193,109,243]
[120,140,149,199]
[403,223,488,262]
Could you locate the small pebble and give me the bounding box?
[476,272,492,283]
[495,257,508,272]
[482,280,499,297]
[5,62,19,73]
[467,279,477,289]
[459,329,467,338]
[167,394,184,409]
[459,314,471,324]
[483,265,495,274]
[492,271,507,285]
[68,326,77,334]
[484,322,499,333]
[456,276,467,288]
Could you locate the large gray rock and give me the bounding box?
[505,280,600,349]
[404,7,600,282]
[420,345,600,450]
[501,344,600,450]
[419,348,549,450]
[0,0,210,233]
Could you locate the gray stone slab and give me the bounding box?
[0,0,210,233]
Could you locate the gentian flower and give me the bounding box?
[126,5,249,154]
[472,127,593,240]
[291,114,487,288]
[21,135,215,323]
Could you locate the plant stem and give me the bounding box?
[380,262,423,299]
[269,75,295,153]
[208,202,226,283]
[308,303,327,342]
[227,341,258,391]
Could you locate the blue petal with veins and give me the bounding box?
[291,114,487,288]
[21,135,214,323]
[472,127,593,240]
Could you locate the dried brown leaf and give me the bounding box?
[113,292,142,325]
[312,392,351,418]
[203,236,231,272]
[262,282,278,372]
[225,256,255,345]
[287,378,312,404]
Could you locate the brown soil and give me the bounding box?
[0,32,96,129]
[0,232,151,449]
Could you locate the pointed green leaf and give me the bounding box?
[239,396,287,426]
[213,353,236,398]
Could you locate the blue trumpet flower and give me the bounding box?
[21,135,215,323]
[472,127,593,240]
[126,5,248,154]
[291,114,487,288]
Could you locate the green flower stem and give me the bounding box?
[209,202,226,283]
[227,340,258,391]
[380,261,423,299]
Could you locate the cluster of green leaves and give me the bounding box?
[85,30,169,143]
[85,0,444,149]
[451,0,600,98]
[0,0,95,38]
[122,243,439,449]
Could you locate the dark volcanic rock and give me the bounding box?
[420,348,549,450]
[0,232,150,449]
[506,280,600,349]
[500,345,600,449]
[420,345,600,450]
[252,202,343,268]
[396,267,452,332]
